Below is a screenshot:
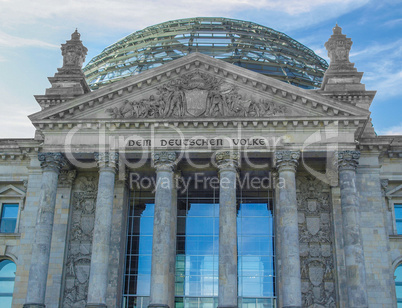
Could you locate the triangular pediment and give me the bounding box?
[0,185,25,198]
[29,52,370,125]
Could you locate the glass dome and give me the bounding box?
[83,17,328,90]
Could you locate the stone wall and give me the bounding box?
[357,154,395,307]
[297,176,336,307]
[11,157,42,307]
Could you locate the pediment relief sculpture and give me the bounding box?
[105,71,287,119]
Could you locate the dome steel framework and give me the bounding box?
[83,17,328,90]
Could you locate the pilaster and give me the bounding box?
[46,170,76,308]
[356,153,394,307]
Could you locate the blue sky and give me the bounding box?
[0,0,401,138]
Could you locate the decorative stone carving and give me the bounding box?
[324,24,354,71]
[275,150,300,172]
[94,152,119,171]
[381,179,389,198]
[22,179,28,190]
[106,71,287,119]
[297,176,336,307]
[215,151,239,171]
[62,175,98,307]
[152,151,177,171]
[335,150,360,171]
[61,29,88,70]
[59,170,77,187]
[38,152,67,173]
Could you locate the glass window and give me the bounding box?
[0,259,16,308]
[175,184,219,304]
[122,190,154,308]
[237,191,276,306]
[0,204,18,233]
[395,264,402,307]
[395,204,402,234]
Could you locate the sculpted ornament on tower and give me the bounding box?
[61,29,88,69]
[324,24,354,71]
[106,71,287,119]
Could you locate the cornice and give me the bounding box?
[29,53,370,123]
[0,139,41,161]
[31,116,367,131]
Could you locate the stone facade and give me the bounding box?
[0,24,401,308]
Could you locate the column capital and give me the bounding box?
[94,152,119,172]
[335,150,360,171]
[274,150,300,173]
[153,151,176,172]
[38,152,67,173]
[215,151,239,172]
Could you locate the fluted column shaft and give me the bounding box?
[149,152,177,308]
[24,153,66,308]
[337,151,368,308]
[86,152,119,308]
[275,150,301,308]
[216,151,238,308]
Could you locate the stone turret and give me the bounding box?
[319,24,376,111]
[34,30,90,110]
[319,24,377,137]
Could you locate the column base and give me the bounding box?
[23,305,45,308]
[148,305,169,308]
[86,305,107,308]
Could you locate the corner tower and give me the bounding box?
[34,30,90,110]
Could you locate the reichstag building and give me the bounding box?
[1,17,402,308]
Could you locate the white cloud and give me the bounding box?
[349,38,402,99]
[0,85,39,138]
[384,18,402,27]
[0,31,59,48]
[378,124,402,136]
[350,39,402,58]
[0,0,370,32]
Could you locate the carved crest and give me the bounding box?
[106,71,287,119]
[308,261,324,287]
[306,216,321,235]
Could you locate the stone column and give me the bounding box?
[336,151,368,308]
[216,151,239,308]
[149,152,177,308]
[24,153,66,308]
[86,152,119,308]
[275,150,301,308]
